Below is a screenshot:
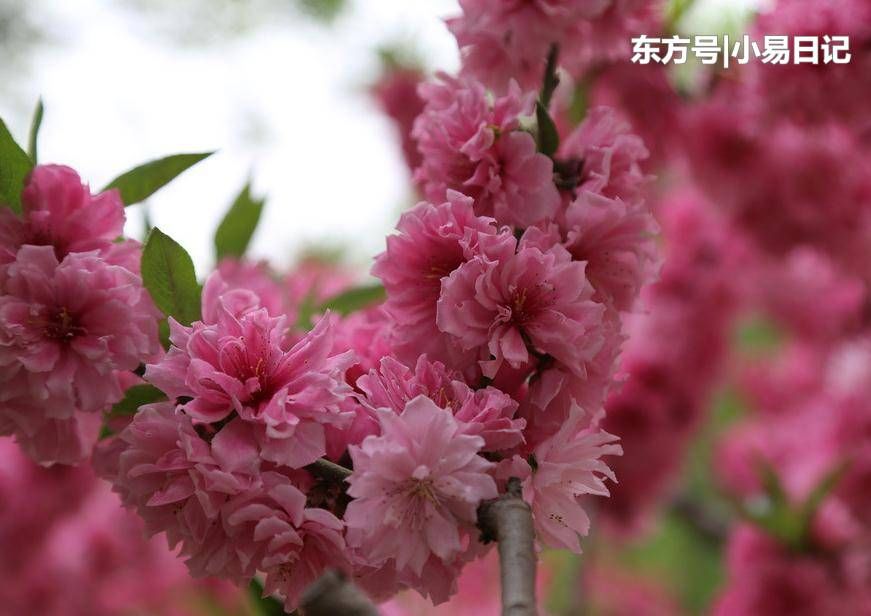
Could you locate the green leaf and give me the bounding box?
[103,152,213,206]
[535,101,560,158]
[109,384,166,417]
[214,182,265,261]
[319,283,385,315]
[141,228,202,325]
[540,44,560,109]
[248,579,286,616]
[28,98,44,163]
[0,117,34,214]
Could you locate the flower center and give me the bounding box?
[43,307,86,342]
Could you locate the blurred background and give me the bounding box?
[12,1,868,615]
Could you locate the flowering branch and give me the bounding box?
[299,570,380,616]
[477,477,538,616]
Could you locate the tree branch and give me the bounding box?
[477,477,538,616]
[300,570,380,616]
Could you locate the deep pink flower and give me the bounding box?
[345,396,497,578]
[146,274,353,469]
[225,471,349,611]
[372,192,506,369]
[357,355,525,451]
[412,74,559,228]
[371,65,426,172]
[447,0,610,92]
[95,404,260,558]
[0,165,125,268]
[0,246,160,464]
[437,238,605,379]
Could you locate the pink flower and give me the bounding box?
[345,396,497,578]
[558,107,650,205]
[145,274,354,469]
[564,191,658,311]
[357,355,525,451]
[412,74,560,228]
[0,165,125,268]
[95,404,260,558]
[372,192,505,369]
[371,65,426,172]
[437,237,605,379]
[215,259,286,318]
[447,0,610,92]
[224,471,349,611]
[520,407,620,552]
[0,246,160,465]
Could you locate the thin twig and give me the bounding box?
[300,570,380,616]
[669,492,729,544]
[305,458,352,483]
[478,477,538,616]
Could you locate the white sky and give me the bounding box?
[0,0,758,276]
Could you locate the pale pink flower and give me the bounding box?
[372,192,506,369]
[215,258,286,318]
[357,355,525,451]
[0,246,160,464]
[522,407,621,552]
[412,74,559,228]
[564,191,658,311]
[146,275,354,468]
[437,238,605,379]
[345,396,497,578]
[0,165,125,268]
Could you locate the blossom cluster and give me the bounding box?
[0,165,161,465]
[86,4,659,610]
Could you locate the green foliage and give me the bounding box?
[27,98,43,162]
[141,228,202,326]
[248,579,286,616]
[103,151,213,206]
[108,384,166,417]
[535,102,560,158]
[320,283,385,316]
[297,282,386,331]
[0,116,34,213]
[620,513,725,613]
[535,44,561,157]
[214,182,265,261]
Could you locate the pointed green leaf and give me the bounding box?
[109,384,166,417]
[535,101,560,158]
[540,44,560,109]
[141,228,202,325]
[318,283,385,316]
[104,152,213,206]
[214,182,265,261]
[0,117,34,214]
[28,98,44,163]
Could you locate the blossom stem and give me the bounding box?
[299,570,379,616]
[477,477,538,616]
[305,458,352,483]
